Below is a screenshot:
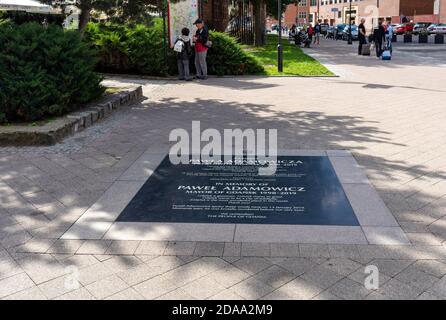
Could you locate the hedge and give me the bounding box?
[0,23,104,123]
[84,20,264,76]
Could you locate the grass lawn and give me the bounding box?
[243,34,334,76]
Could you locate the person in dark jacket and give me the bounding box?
[174,28,193,81]
[358,18,367,55]
[193,19,209,80]
[373,21,386,57]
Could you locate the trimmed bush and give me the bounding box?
[84,20,264,76]
[207,31,264,76]
[0,23,104,123]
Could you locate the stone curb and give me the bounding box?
[0,86,143,146]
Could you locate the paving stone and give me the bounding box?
[406,233,443,245]
[207,266,251,288]
[300,265,345,290]
[38,275,79,299]
[270,243,299,257]
[416,291,443,300]
[85,275,129,299]
[76,240,112,255]
[232,257,273,275]
[252,265,296,289]
[272,257,318,276]
[427,276,446,298]
[117,263,164,286]
[94,254,114,262]
[17,254,68,284]
[16,238,56,253]
[223,242,241,257]
[208,289,245,300]
[2,286,47,300]
[181,275,226,299]
[230,277,275,300]
[164,241,196,256]
[367,259,414,277]
[299,244,330,258]
[326,277,372,300]
[47,240,85,254]
[77,263,115,286]
[0,256,24,281]
[58,254,99,269]
[376,278,424,300]
[194,242,225,256]
[101,255,142,273]
[133,275,178,299]
[241,243,270,257]
[312,290,344,300]
[319,258,363,276]
[156,288,196,300]
[134,241,167,255]
[395,266,440,291]
[106,287,145,300]
[271,277,324,300]
[328,244,362,259]
[0,230,33,248]
[411,260,446,278]
[55,287,96,300]
[0,273,35,298]
[105,240,140,255]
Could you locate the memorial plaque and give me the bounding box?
[116,156,359,226]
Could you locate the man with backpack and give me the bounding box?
[174,28,193,81]
[193,19,210,80]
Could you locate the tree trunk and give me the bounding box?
[78,6,91,36]
[252,0,265,46]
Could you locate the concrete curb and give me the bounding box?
[0,86,143,146]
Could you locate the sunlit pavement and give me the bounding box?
[1,38,446,300]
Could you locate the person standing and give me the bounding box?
[314,21,321,45]
[307,24,314,45]
[385,21,394,53]
[358,18,367,55]
[193,19,209,80]
[373,21,386,58]
[174,28,193,81]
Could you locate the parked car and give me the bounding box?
[334,23,347,39]
[428,23,446,34]
[342,25,359,40]
[413,22,432,34]
[395,23,414,35]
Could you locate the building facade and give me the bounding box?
[284,0,311,27]
[307,0,445,29]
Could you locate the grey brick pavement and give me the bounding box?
[1,39,446,299]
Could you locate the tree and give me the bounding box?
[43,0,161,35]
[265,0,299,19]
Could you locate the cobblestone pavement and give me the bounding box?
[1,39,446,300]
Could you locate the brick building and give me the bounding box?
[305,0,445,29]
[284,0,311,27]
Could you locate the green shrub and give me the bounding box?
[207,31,264,76]
[0,23,104,123]
[84,21,264,76]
